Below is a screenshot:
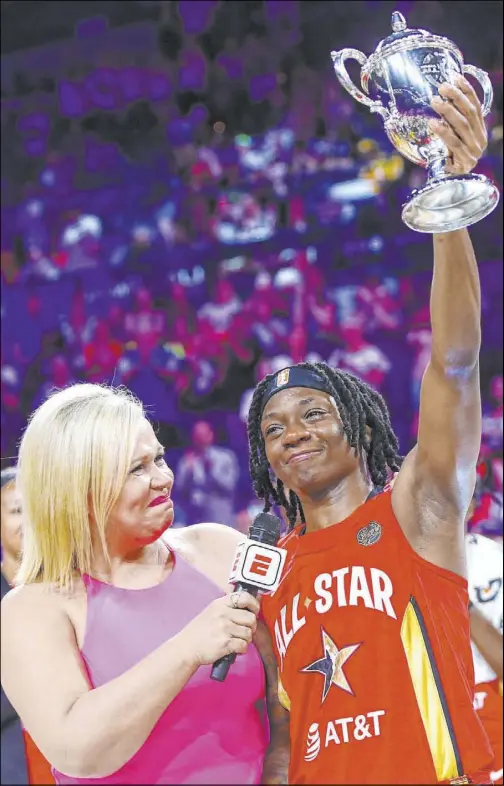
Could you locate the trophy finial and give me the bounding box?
[391,11,407,32]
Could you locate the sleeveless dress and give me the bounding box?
[53,550,268,784]
[261,488,494,784]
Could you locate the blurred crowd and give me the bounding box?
[1,0,503,535]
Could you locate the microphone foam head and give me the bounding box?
[249,511,282,545]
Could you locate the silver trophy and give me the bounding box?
[331,11,500,233]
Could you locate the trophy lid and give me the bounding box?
[375,11,431,52]
[366,10,462,67]
[362,9,462,83]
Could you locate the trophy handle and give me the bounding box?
[331,49,389,120]
[462,64,493,117]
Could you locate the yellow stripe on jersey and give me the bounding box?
[400,597,463,781]
[278,673,291,711]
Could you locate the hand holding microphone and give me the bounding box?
[211,511,287,682]
[179,591,260,668]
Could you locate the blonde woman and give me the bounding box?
[0,385,290,785]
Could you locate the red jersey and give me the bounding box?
[473,679,503,784]
[261,489,494,784]
[23,730,54,785]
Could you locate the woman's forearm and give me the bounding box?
[62,632,198,778]
[431,229,481,370]
[261,738,290,784]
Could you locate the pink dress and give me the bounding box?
[53,550,268,784]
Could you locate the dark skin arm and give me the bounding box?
[254,620,290,785]
[392,76,488,576]
[469,605,503,681]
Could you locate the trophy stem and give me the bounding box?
[426,155,448,182]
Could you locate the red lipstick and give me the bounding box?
[148,495,171,508]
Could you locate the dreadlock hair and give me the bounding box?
[247,361,403,531]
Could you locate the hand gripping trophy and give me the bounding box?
[331,11,500,233]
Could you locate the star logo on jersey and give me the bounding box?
[300,627,362,703]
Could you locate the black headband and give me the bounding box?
[260,366,331,415]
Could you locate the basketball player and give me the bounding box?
[466,531,503,784]
[245,76,496,783]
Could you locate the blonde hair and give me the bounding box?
[16,384,145,591]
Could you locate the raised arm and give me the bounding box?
[414,227,482,504]
[392,76,489,574]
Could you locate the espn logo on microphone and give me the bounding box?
[229,540,287,593]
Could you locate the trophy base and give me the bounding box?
[401,174,500,234]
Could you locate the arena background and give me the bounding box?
[1,0,502,536]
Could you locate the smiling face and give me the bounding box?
[261,387,361,498]
[106,419,175,547]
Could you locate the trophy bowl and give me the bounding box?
[331,11,500,233]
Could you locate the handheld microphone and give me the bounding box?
[210,511,286,682]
